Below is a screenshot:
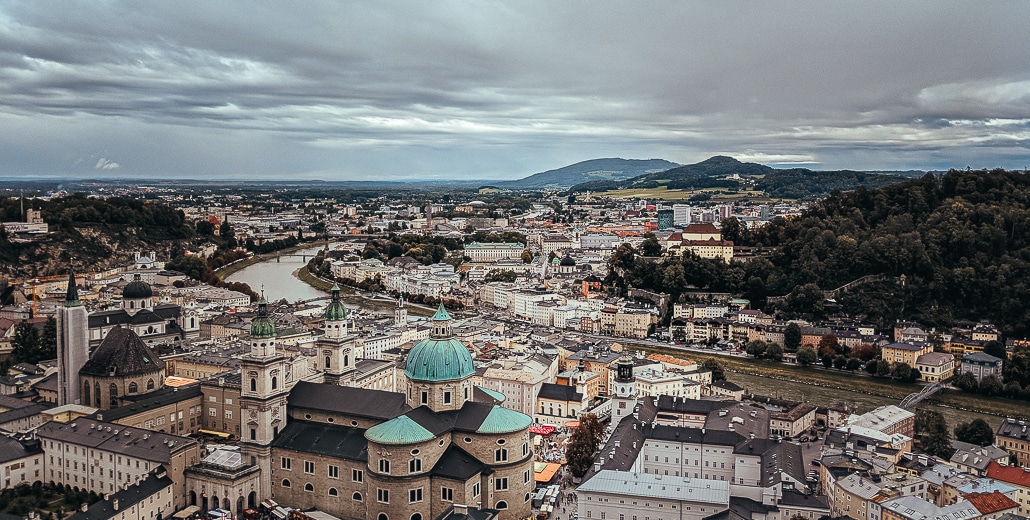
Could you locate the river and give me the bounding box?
[225,245,331,302]
[726,370,1002,433]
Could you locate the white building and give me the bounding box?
[578,470,729,520]
[464,242,526,262]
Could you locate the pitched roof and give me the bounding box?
[79,327,163,377]
[287,381,410,420]
[68,469,172,520]
[365,415,435,445]
[986,460,1030,487]
[431,445,488,480]
[271,420,368,462]
[537,383,582,402]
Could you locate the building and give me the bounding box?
[534,383,586,427]
[183,447,262,513]
[656,209,674,230]
[577,470,729,520]
[87,274,196,347]
[959,352,1004,381]
[57,269,89,406]
[0,435,43,488]
[464,243,526,263]
[79,327,166,410]
[845,405,915,438]
[996,418,1030,468]
[914,352,956,382]
[881,342,934,368]
[68,468,175,520]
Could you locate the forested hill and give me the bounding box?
[750,168,1030,336]
[501,158,679,188]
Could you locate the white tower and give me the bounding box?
[57,269,88,406]
[319,284,356,385]
[394,295,407,328]
[239,295,288,500]
[611,351,637,423]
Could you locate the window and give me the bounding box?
[328,488,338,497]
[420,391,428,405]
[444,391,452,404]
[352,492,362,501]
[281,457,292,470]
[128,382,138,393]
[495,448,508,462]
[441,487,453,502]
[409,459,422,473]
[281,479,291,488]
[304,461,314,474]
[495,477,508,491]
[524,470,531,483]
[379,459,390,473]
[408,488,423,503]
[304,483,314,492]
[225,398,232,405]
[328,465,339,479]
[377,488,389,503]
[472,482,480,497]
[250,429,256,440]
[495,501,508,510]
[352,469,363,482]
[250,379,256,392]
[209,396,217,402]
[224,410,232,419]
[271,377,277,390]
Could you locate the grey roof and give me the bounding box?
[36,418,195,463]
[646,424,743,446]
[80,327,164,377]
[434,505,498,520]
[271,420,368,462]
[711,380,743,392]
[778,489,829,510]
[998,418,1030,441]
[431,445,488,480]
[950,440,1009,470]
[93,385,202,422]
[962,352,1003,364]
[883,342,927,351]
[537,383,582,402]
[288,381,410,420]
[836,473,883,499]
[68,468,172,520]
[0,436,41,464]
[655,395,728,414]
[578,470,729,505]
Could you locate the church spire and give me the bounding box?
[65,267,81,307]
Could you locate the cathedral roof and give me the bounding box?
[365,415,435,445]
[404,337,475,382]
[122,274,153,299]
[476,405,533,434]
[80,327,163,377]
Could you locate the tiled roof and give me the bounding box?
[80,327,163,377]
[366,415,435,445]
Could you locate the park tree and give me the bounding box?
[521,249,534,264]
[875,359,892,378]
[702,359,726,381]
[833,355,847,370]
[819,335,842,358]
[845,358,863,371]
[979,375,1004,396]
[850,343,878,362]
[196,220,214,235]
[765,343,784,361]
[914,409,954,459]
[746,340,768,358]
[892,362,914,382]
[566,414,605,478]
[784,323,802,351]
[796,346,818,366]
[954,419,995,446]
[821,356,833,369]
[983,341,1007,359]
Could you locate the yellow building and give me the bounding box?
[881,342,934,367]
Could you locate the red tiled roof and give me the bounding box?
[683,223,720,234]
[985,461,1030,487]
[963,490,1019,514]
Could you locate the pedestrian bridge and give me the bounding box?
[899,381,945,409]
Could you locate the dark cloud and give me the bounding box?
[1,1,1028,179]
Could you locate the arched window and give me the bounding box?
[281,479,291,488]
[328,488,338,497]
[271,377,277,390]
[128,382,138,394]
[378,515,388,520]
[353,492,363,502]
[304,483,314,492]
[94,382,101,407]
[109,384,118,407]
[325,356,331,369]
[495,501,508,510]
[251,379,257,392]
[189,491,197,506]
[344,355,349,366]
[411,514,422,520]
[83,382,91,405]
[147,378,155,390]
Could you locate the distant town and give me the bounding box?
[1,165,1030,520]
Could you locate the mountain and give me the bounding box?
[500,158,680,188]
[634,155,774,184]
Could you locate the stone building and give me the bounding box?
[79,327,166,410]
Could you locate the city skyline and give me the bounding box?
[1,1,1028,180]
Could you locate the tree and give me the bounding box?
[521,249,533,264]
[821,356,833,368]
[891,362,914,382]
[720,216,746,244]
[39,317,57,362]
[566,414,605,478]
[765,343,784,361]
[784,323,802,352]
[875,359,892,378]
[954,419,995,446]
[702,359,726,381]
[833,355,847,370]
[196,220,214,235]
[746,340,768,358]
[979,374,1004,396]
[952,372,978,392]
[845,358,862,371]
[796,346,818,366]
[639,235,662,257]
[983,341,1007,359]
[1003,350,1030,388]
[850,343,878,362]
[483,270,518,283]
[914,409,954,459]
[11,321,41,365]
[819,335,841,358]
[865,359,880,375]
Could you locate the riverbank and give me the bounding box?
[294,264,436,317]
[634,343,1030,420]
[214,242,319,280]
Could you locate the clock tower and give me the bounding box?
[239,295,288,500]
[612,351,637,423]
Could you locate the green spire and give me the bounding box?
[323,284,347,321]
[250,292,276,339]
[65,268,81,307]
[432,302,451,322]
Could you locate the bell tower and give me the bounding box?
[611,351,637,423]
[239,294,287,500]
[319,284,356,385]
[57,268,88,406]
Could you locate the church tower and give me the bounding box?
[56,269,88,406]
[121,273,152,316]
[611,351,637,423]
[318,284,356,385]
[394,295,407,328]
[239,295,288,500]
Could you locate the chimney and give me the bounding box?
[112,499,119,511]
[80,504,88,513]
[452,504,468,516]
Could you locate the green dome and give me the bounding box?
[404,337,474,382]
[251,297,276,339]
[365,415,434,445]
[477,405,532,434]
[324,285,347,321]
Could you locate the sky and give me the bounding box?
[1,2,1028,181]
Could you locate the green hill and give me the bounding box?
[501,158,679,188]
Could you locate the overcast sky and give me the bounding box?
[1,2,1028,181]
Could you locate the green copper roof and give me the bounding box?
[476,386,506,403]
[323,285,347,321]
[251,297,276,339]
[404,337,475,382]
[477,405,532,434]
[365,415,434,445]
[432,302,451,322]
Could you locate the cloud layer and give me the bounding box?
[1,1,1028,180]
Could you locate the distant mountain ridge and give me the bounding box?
[500,158,680,188]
